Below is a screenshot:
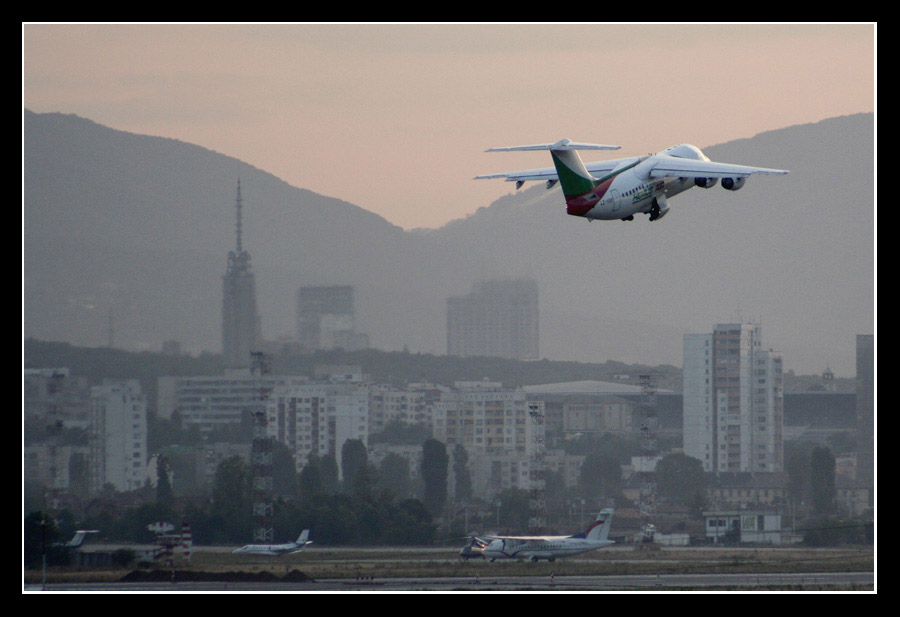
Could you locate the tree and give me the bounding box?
[319,454,340,495]
[155,454,174,513]
[299,455,322,505]
[786,449,811,511]
[578,452,621,499]
[271,441,299,500]
[379,453,412,500]
[341,439,368,494]
[211,455,251,542]
[656,453,707,506]
[421,439,448,517]
[452,444,472,502]
[810,446,836,515]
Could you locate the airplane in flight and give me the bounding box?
[233,530,312,556]
[475,139,788,222]
[461,508,615,562]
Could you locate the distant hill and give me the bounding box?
[23,110,874,374]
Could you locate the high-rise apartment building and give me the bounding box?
[296,285,369,351]
[683,323,783,473]
[222,180,261,368]
[89,380,147,494]
[447,278,539,360]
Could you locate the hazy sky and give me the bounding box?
[24,23,874,230]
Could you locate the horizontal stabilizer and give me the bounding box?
[486,139,620,152]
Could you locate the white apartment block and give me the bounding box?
[368,385,432,433]
[432,381,543,456]
[265,383,369,479]
[157,373,308,434]
[24,444,90,491]
[432,381,548,496]
[89,380,147,494]
[683,324,783,473]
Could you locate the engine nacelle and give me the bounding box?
[695,177,718,188]
[649,195,670,221]
[721,177,746,191]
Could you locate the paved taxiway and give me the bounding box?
[31,571,873,592]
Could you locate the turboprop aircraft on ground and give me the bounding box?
[476,140,788,221]
[461,508,615,562]
[233,530,312,556]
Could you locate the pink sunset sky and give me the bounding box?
[23,23,875,230]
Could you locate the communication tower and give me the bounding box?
[637,374,658,518]
[527,401,547,533]
[250,351,275,543]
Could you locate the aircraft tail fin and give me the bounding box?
[585,508,614,542]
[297,529,310,545]
[66,530,98,548]
[486,139,619,198]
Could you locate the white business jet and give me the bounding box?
[233,530,312,556]
[476,140,787,221]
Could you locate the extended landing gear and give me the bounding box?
[620,215,633,221]
[649,201,661,221]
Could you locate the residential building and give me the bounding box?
[432,381,546,495]
[265,383,369,479]
[24,444,90,491]
[157,373,308,435]
[297,285,368,351]
[88,380,147,494]
[24,368,91,430]
[683,323,783,473]
[447,278,539,360]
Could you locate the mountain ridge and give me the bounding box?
[23,110,874,375]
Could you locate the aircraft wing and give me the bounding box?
[490,534,572,542]
[649,156,788,179]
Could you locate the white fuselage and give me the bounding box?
[585,161,695,221]
[481,537,615,561]
[233,542,304,556]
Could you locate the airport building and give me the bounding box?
[88,380,147,494]
[446,278,539,361]
[683,323,784,473]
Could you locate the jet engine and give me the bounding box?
[648,195,670,221]
[694,177,718,188]
[721,177,746,191]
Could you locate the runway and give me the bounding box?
[31,570,873,592]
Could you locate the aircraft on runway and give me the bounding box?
[475,139,788,221]
[53,530,99,549]
[461,508,615,563]
[233,530,312,556]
